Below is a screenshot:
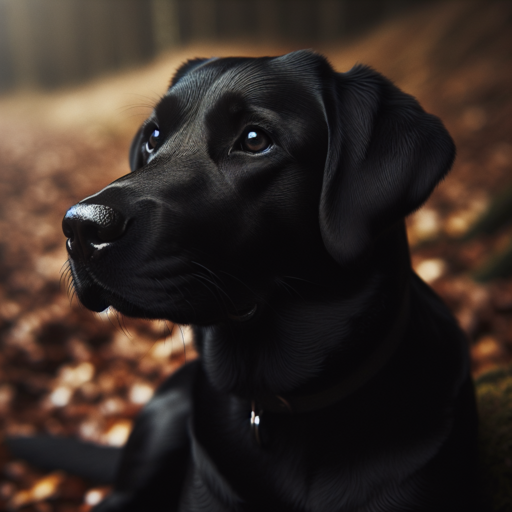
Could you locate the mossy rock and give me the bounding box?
[476,366,512,512]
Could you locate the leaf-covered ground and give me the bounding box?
[0,1,511,510]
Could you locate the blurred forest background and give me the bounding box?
[0,0,512,510]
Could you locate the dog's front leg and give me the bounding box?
[93,360,198,512]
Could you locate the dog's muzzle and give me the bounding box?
[62,203,128,262]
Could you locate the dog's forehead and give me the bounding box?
[163,52,326,114]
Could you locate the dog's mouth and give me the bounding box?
[227,304,258,322]
[68,256,261,324]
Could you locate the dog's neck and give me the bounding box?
[196,223,412,401]
[253,283,410,414]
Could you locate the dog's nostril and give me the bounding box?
[62,204,128,260]
[62,220,74,240]
[94,206,127,242]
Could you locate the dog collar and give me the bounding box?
[250,286,410,443]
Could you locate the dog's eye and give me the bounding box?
[240,129,272,154]
[146,129,160,153]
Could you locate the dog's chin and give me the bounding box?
[74,283,163,319]
[72,274,259,325]
[70,270,149,317]
[69,259,261,324]
[73,277,110,313]
[74,281,158,318]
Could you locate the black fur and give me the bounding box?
[32,51,492,510]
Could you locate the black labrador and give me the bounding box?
[29,51,492,510]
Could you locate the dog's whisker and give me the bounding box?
[69,289,83,310]
[116,94,161,111]
[104,307,120,331]
[161,319,173,339]
[62,272,71,291]
[177,324,187,361]
[117,104,155,114]
[190,261,238,305]
[66,274,74,292]
[124,113,154,121]
[154,277,199,321]
[190,261,222,280]
[189,261,231,303]
[189,273,228,311]
[275,278,304,300]
[190,272,236,312]
[138,339,160,365]
[59,261,72,286]
[153,276,187,302]
[114,310,127,336]
[155,276,190,311]
[166,321,177,352]
[59,267,69,290]
[121,92,162,103]
[216,269,287,318]
[115,310,132,340]
[160,320,175,350]
[59,259,70,274]
[216,269,261,299]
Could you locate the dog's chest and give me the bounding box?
[176,369,453,512]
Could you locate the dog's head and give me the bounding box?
[63,51,454,326]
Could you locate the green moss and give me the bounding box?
[476,367,512,512]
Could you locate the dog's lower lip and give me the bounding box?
[228,304,258,322]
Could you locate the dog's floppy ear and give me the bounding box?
[319,64,455,265]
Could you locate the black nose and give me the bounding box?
[62,204,128,261]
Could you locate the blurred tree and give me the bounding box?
[0,0,429,92]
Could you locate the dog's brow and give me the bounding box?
[155,95,186,132]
